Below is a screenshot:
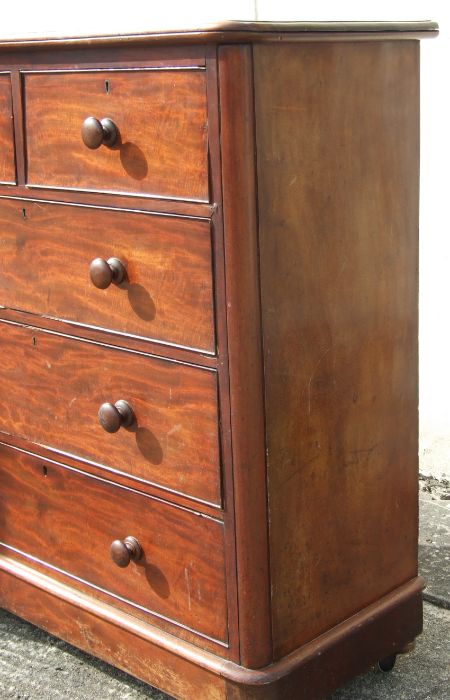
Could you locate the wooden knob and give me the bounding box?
[89,257,125,289]
[98,400,135,433]
[81,117,118,149]
[110,536,142,568]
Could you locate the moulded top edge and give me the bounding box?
[0,20,439,50]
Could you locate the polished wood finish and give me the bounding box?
[0,73,15,183]
[0,24,434,700]
[218,45,271,669]
[0,21,437,50]
[0,198,215,352]
[0,323,221,505]
[25,69,209,200]
[0,444,228,643]
[0,189,214,217]
[0,306,218,369]
[253,41,421,659]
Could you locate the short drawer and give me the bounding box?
[24,69,209,201]
[0,74,15,184]
[0,323,221,506]
[0,198,215,353]
[0,445,228,643]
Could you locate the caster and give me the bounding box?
[378,654,397,672]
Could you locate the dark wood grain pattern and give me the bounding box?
[0,74,15,183]
[0,444,227,643]
[0,27,433,699]
[204,46,241,660]
[254,41,420,658]
[0,554,424,699]
[0,198,215,352]
[0,323,221,505]
[0,558,228,699]
[24,69,209,200]
[0,45,207,70]
[0,187,215,217]
[218,45,272,669]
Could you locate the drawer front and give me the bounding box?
[0,324,221,505]
[24,70,209,201]
[0,445,228,643]
[0,199,215,352]
[0,74,15,184]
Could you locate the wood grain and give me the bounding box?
[24,69,209,201]
[204,46,241,660]
[0,554,424,699]
[0,73,15,183]
[218,45,272,669]
[0,198,215,352]
[0,444,228,643]
[0,323,221,505]
[0,187,215,217]
[0,560,227,699]
[0,22,438,53]
[254,41,420,658]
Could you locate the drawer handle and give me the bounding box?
[89,257,126,289]
[98,400,135,433]
[110,536,142,568]
[81,116,118,149]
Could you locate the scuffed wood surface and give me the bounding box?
[254,41,420,658]
[0,444,228,642]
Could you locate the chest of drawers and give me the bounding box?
[0,20,437,699]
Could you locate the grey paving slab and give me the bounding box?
[419,475,450,607]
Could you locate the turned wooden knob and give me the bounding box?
[81,117,118,149]
[110,536,142,568]
[98,400,135,433]
[89,257,125,289]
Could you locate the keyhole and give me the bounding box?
[32,336,37,346]
[105,80,110,95]
[22,208,27,219]
[42,466,48,477]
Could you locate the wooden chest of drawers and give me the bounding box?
[0,20,437,699]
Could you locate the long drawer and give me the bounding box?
[24,69,209,201]
[0,444,228,643]
[0,198,215,352]
[0,323,221,505]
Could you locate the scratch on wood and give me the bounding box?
[308,347,330,414]
[184,567,192,611]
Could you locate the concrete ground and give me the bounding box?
[1,478,449,699]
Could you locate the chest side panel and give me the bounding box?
[254,41,420,658]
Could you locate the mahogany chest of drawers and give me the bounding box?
[0,20,438,699]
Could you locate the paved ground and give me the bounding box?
[419,474,450,608]
[1,480,448,699]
